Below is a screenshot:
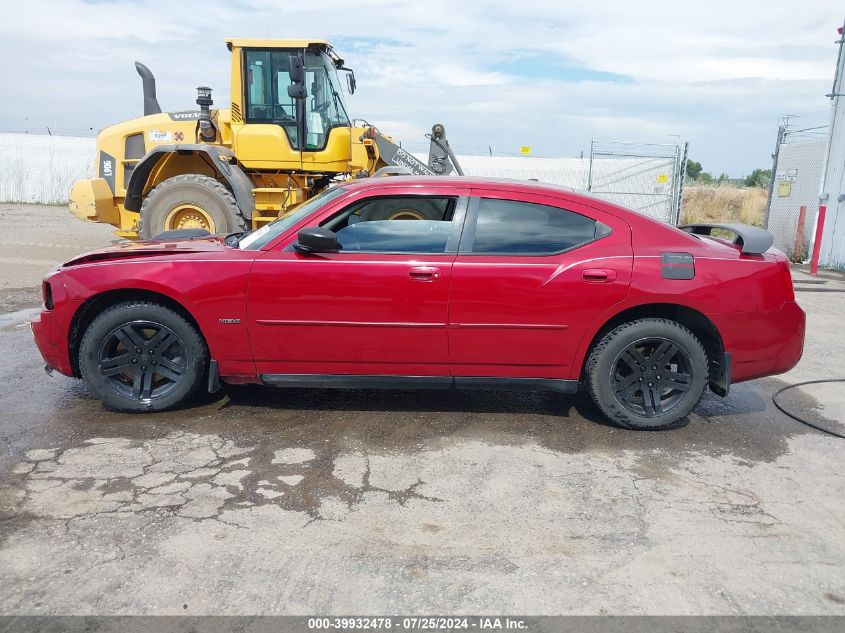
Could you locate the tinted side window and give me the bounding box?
[467,199,598,255]
[336,221,453,253]
[321,196,457,254]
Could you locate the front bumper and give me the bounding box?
[31,309,74,377]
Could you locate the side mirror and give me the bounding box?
[287,84,306,100]
[288,53,305,84]
[344,70,357,95]
[295,227,338,253]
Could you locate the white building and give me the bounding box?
[816,21,845,270]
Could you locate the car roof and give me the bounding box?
[337,176,577,196]
[334,176,642,216]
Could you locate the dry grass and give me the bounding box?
[681,185,767,227]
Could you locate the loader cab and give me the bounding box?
[244,48,350,149]
[228,38,355,171]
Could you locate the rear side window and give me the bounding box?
[465,198,600,255]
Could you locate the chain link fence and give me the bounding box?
[587,140,687,224]
[764,124,828,261]
[445,140,687,224]
[0,133,687,224]
[448,154,590,189]
[0,133,96,205]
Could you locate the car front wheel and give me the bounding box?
[78,301,208,412]
[585,318,708,430]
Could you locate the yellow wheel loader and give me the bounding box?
[69,38,463,239]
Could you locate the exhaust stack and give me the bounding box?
[134,62,162,116]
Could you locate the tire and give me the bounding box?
[78,301,208,412]
[139,174,245,239]
[358,198,445,222]
[585,318,708,430]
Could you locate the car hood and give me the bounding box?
[62,236,230,267]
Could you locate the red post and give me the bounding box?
[794,205,807,262]
[809,205,827,276]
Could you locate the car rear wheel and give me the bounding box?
[585,318,708,430]
[139,174,245,239]
[78,302,208,412]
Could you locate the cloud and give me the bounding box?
[0,0,841,174]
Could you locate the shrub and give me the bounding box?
[681,185,767,227]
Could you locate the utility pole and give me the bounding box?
[763,124,785,230]
[815,19,845,269]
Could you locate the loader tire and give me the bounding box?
[139,174,245,239]
[358,198,446,222]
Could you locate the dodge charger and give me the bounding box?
[31,177,805,430]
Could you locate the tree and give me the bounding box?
[699,172,713,183]
[744,168,771,189]
[686,160,703,180]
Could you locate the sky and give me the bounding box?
[0,0,842,175]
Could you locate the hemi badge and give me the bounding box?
[219,318,241,324]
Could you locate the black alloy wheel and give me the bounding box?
[585,318,708,430]
[611,337,692,418]
[78,301,207,412]
[97,320,187,401]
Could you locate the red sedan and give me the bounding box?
[31,177,805,429]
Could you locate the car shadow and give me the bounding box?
[222,383,601,418]
[22,370,807,469]
[199,377,801,462]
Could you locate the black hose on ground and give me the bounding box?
[772,379,845,439]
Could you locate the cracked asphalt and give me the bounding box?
[1,204,844,615]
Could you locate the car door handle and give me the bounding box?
[582,268,617,283]
[408,266,441,281]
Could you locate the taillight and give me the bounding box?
[42,281,53,310]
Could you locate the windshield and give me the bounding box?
[244,48,351,150]
[238,186,348,250]
[303,51,351,149]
